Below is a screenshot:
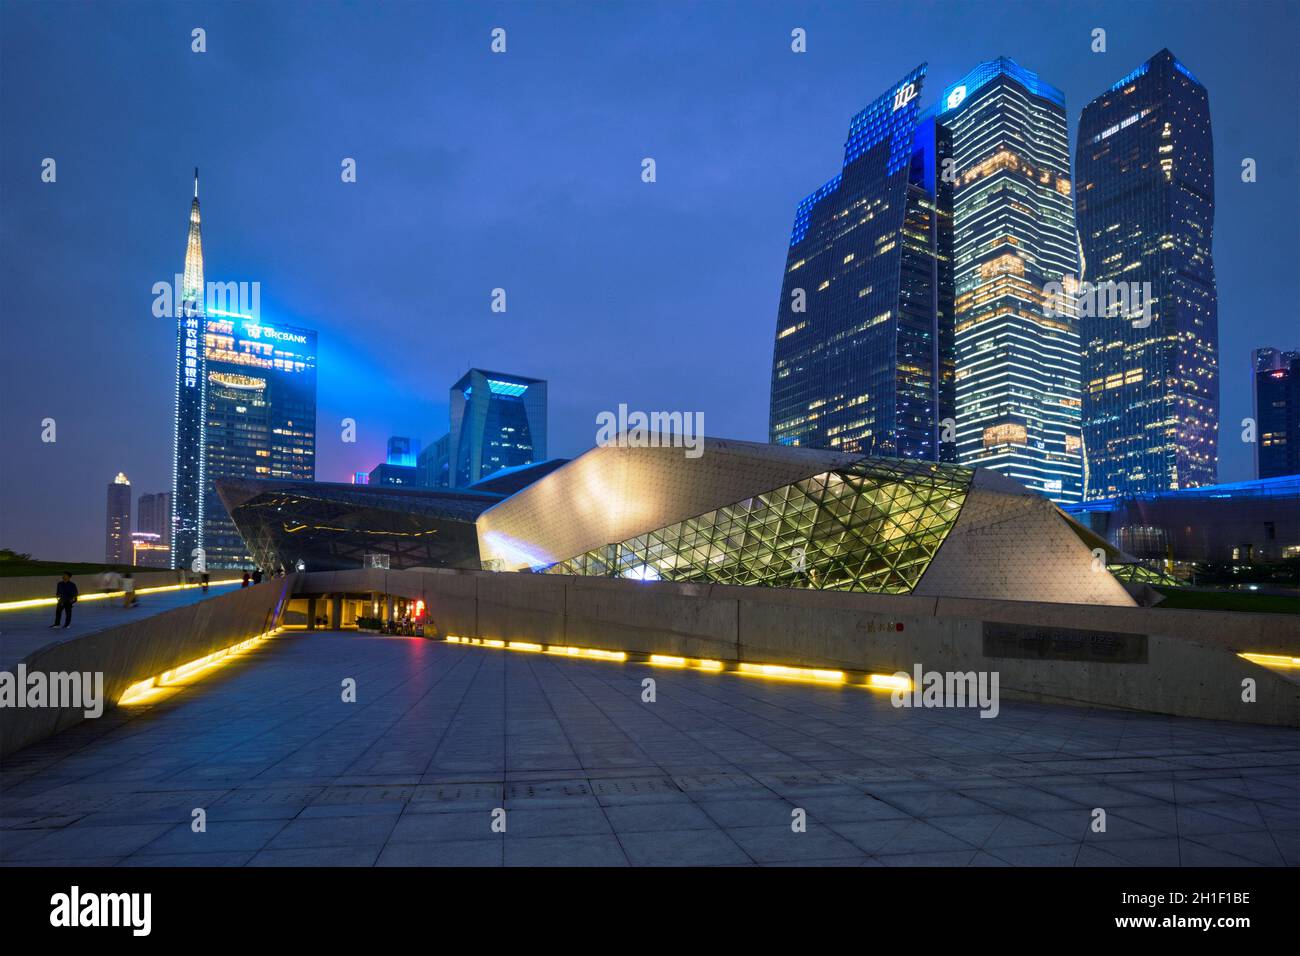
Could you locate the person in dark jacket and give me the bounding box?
[241,570,251,588]
[252,568,263,585]
[51,572,78,629]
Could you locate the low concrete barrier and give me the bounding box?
[0,576,297,757]
[297,568,1300,727]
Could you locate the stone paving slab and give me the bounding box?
[1,631,1296,867]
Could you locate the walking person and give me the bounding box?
[51,572,78,629]
[201,570,210,593]
[252,567,263,585]
[122,570,137,608]
[241,570,251,588]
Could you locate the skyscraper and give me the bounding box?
[1076,50,1219,497]
[171,170,207,570]
[418,433,451,489]
[137,491,172,560]
[447,369,547,488]
[169,170,318,570]
[202,315,317,568]
[769,65,955,461]
[1254,347,1300,479]
[105,472,131,563]
[938,58,1082,504]
[369,436,424,487]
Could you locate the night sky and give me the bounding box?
[2,0,1296,561]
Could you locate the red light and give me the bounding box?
[414,600,425,619]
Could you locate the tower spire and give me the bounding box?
[182,168,204,308]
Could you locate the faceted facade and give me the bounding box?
[548,458,968,593]
[216,478,499,573]
[1076,50,1219,497]
[478,437,1138,606]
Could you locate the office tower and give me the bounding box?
[130,532,170,569]
[171,169,207,569]
[418,433,451,489]
[386,436,417,467]
[168,169,318,570]
[448,369,547,487]
[369,437,424,487]
[938,58,1083,504]
[105,472,131,563]
[202,315,317,568]
[1254,348,1300,479]
[1076,50,1219,497]
[769,65,955,461]
[137,491,172,548]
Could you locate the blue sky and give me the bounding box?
[2,0,1297,559]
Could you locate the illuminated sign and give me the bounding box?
[946,86,967,110]
[242,323,308,345]
[183,314,200,388]
[892,82,918,111]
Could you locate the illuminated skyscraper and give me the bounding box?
[137,491,172,545]
[169,170,317,570]
[202,314,317,568]
[936,58,1082,504]
[1076,50,1219,497]
[105,472,131,563]
[171,169,207,569]
[769,65,955,461]
[448,369,547,488]
[1254,347,1300,479]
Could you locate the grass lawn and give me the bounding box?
[0,558,161,578]
[1155,587,1300,614]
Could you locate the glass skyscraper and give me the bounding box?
[1076,50,1219,497]
[769,65,955,462]
[105,472,131,563]
[170,170,317,570]
[202,314,317,568]
[447,369,546,488]
[1254,347,1300,479]
[935,58,1082,505]
[171,171,207,570]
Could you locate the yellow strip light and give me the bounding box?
[737,662,845,684]
[1239,652,1300,669]
[117,626,282,706]
[867,673,912,691]
[442,636,904,688]
[649,655,687,667]
[0,579,243,612]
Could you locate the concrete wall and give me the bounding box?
[0,571,238,605]
[0,576,297,758]
[297,568,1300,727]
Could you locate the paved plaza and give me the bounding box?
[1,631,1296,866]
